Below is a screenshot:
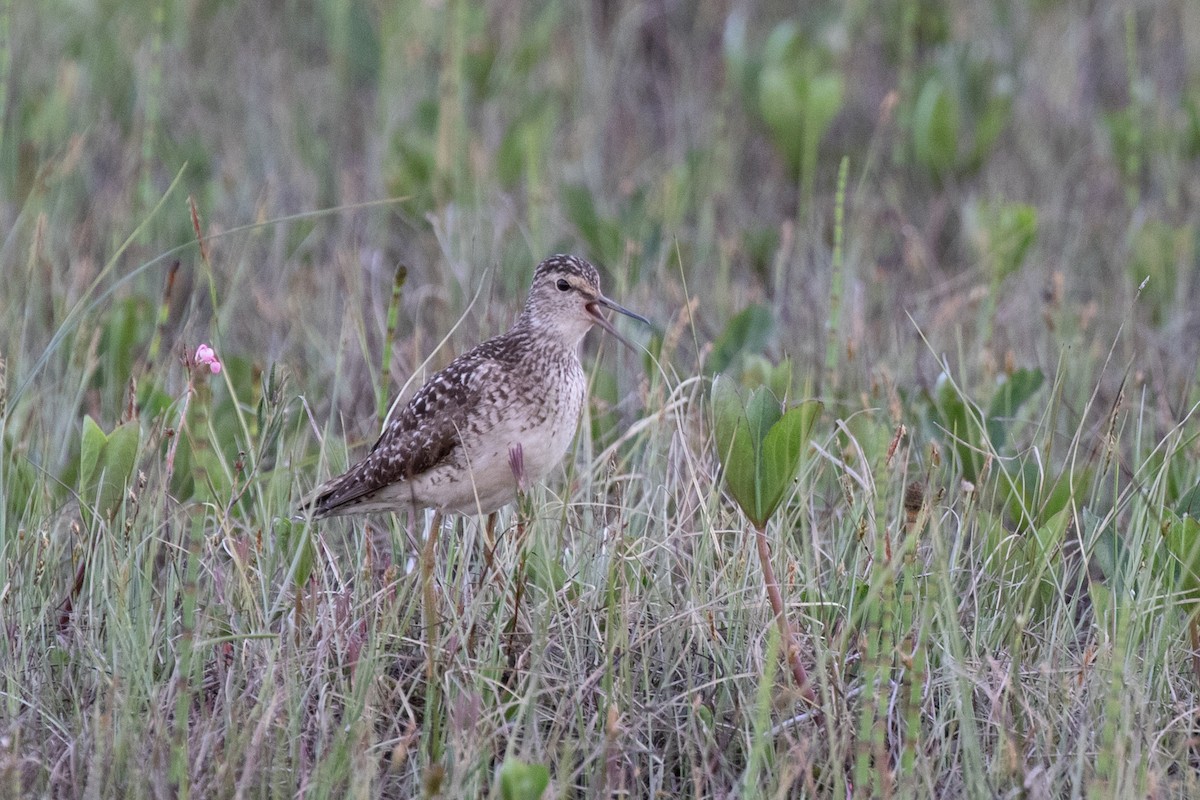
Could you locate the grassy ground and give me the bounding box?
[3,0,1200,797]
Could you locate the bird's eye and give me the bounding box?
[556,279,571,292]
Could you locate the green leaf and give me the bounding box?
[713,377,820,528]
[1165,513,1200,610]
[741,355,793,402]
[712,376,759,524]
[913,77,960,175]
[1031,506,1070,572]
[999,461,1082,531]
[561,183,621,265]
[744,387,783,446]
[970,95,1013,167]
[527,539,574,598]
[80,416,107,491]
[79,417,140,522]
[1178,483,1200,519]
[987,368,1044,437]
[104,422,140,480]
[758,400,821,522]
[277,519,316,589]
[933,379,984,482]
[979,202,1039,282]
[499,758,550,800]
[744,388,782,522]
[805,72,844,143]
[708,305,773,375]
[98,421,140,518]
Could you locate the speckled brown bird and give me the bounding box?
[304,254,648,519]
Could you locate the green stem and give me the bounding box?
[379,264,408,423]
[421,511,444,765]
[825,156,849,388]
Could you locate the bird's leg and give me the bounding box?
[420,509,446,763]
[421,511,443,681]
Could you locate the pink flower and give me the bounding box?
[195,343,222,374]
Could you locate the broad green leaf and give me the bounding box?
[499,758,550,800]
[758,62,804,166]
[1031,506,1070,571]
[96,421,140,519]
[970,95,1012,166]
[103,422,140,483]
[712,377,759,523]
[527,540,574,598]
[741,356,793,402]
[1000,461,1082,531]
[986,367,1044,446]
[744,388,782,522]
[761,20,802,65]
[805,72,844,142]
[80,415,107,490]
[1178,483,1200,519]
[981,202,1039,282]
[758,400,821,523]
[713,376,820,528]
[933,379,984,482]
[3,437,39,522]
[277,519,316,589]
[712,375,748,472]
[1165,513,1200,609]
[561,183,621,265]
[744,387,782,447]
[913,78,960,175]
[979,509,1018,569]
[79,417,140,522]
[708,305,773,375]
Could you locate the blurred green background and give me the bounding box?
[5,1,1200,796]
[6,0,1198,413]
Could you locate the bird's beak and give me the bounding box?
[587,294,650,351]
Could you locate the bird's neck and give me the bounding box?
[512,311,589,353]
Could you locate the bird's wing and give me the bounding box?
[306,353,504,515]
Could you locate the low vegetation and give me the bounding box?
[2,1,1200,797]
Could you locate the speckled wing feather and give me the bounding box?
[307,349,505,516]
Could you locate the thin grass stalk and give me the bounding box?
[0,0,10,169]
[378,264,408,424]
[892,0,917,167]
[1121,8,1142,208]
[854,523,895,798]
[145,259,180,371]
[421,510,444,767]
[138,0,166,227]
[825,156,849,388]
[1096,597,1133,792]
[171,514,203,799]
[741,621,783,797]
[898,491,927,794]
[433,0,465,203]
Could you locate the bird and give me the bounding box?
[303,254,649,520]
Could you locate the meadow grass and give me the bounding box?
[3,1,1200,797]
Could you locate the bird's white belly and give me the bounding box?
[405,376,584,515]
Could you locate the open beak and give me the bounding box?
[587,294,650,351]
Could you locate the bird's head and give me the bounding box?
[522,254,649,349]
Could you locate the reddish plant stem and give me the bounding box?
[753,521,815,703]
